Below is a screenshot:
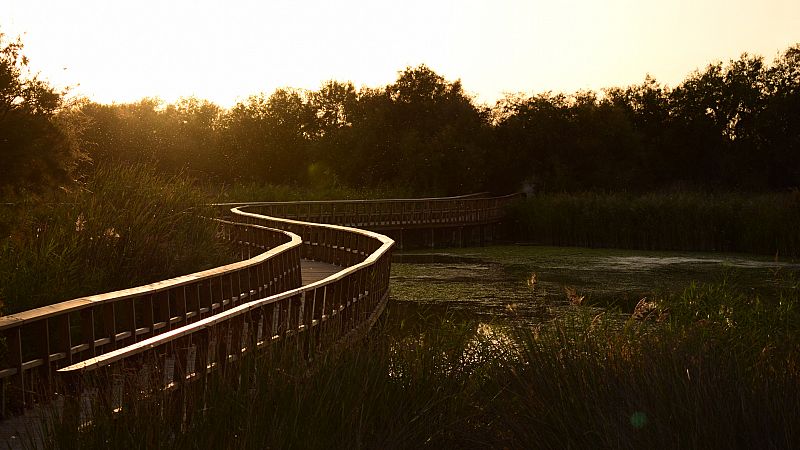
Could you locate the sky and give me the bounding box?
[2,0,799,107]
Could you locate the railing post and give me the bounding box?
[80,307,97,357]
[5,328,24,414]
[101,302,117,350]
[50,314,72,365]
[174,286,188,327]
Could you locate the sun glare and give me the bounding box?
[3,0,799,107]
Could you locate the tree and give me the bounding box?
[669,54,770,188]
[380,65,488,193]
[305,81,358,187]
[308,80,357,136]
[220,88,315,183]
[604,77,672,188]
[76,98,164,168]
[0,33,75,193]
[758,45,800,188]
[161,97,223,176]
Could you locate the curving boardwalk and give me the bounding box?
[0,193,521,440]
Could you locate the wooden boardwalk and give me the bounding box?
[301,259,341,285]
[0,193,520,442]
[0,260,343,447]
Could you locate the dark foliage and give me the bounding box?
[4,33,799,196]
[0,34,79,194]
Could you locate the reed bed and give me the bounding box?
[494,278,800,449]
[508,191,800,257]
[33,277,800,449]
[0,164,233,314]
[213,182,412,203]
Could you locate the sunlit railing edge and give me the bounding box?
[58,209,394,374]
[212,191,501,207]
[0,220,302,330]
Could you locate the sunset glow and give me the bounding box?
[3,0,799,106]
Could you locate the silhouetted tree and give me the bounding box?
[220,89,314,184]
[493,91,641,192]
[388,65,487,193]
[605,76,671,188]
[331,65,488,193]
[760,45,800,188]
[493,47,799,193]
[20,42,797,195]
[305,81,358,187]
[668,55,768,188]
[77,98,166,166]
[161,97,223,176]
[0,34,75,193]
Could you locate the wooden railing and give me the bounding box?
[0,220,302,414]
[216,193,524,230]
[0,192,520,422]
[53,207,393,422]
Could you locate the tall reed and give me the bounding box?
[508,191,800,257]
[36,277,800,449]
[0,163,233,314]
[494,279,800,448]
[212,182,412,203]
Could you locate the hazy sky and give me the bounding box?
[3,0,799,107]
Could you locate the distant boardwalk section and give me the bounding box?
[219,192,524,248]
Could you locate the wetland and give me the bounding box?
[389,244,800,327]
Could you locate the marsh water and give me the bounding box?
[387,245,800,328]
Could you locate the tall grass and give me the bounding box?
[36,277,799,449]
[0,163,233,314]
[509,191,800,257]
[495,279,800,448]
[212,182,413,203]
[39,317,509,450]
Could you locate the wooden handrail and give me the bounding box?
[0,221,299,330]
[0,220,303,415]
[59,210,394,374]
[220,193,524,230]
[212,191,493,207]
[54,210,393,427]
[1,192,520,421]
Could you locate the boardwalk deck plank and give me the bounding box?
[301,259,341,285]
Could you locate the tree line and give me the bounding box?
[2,33,799,196]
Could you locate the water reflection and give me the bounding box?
[385,316,521,380]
